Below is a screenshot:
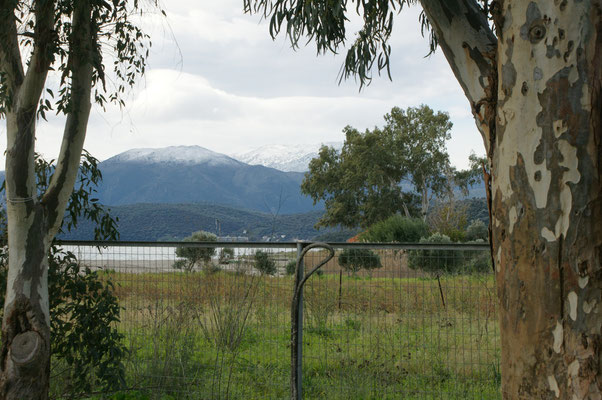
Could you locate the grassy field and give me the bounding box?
[68,246,501,400]
[42,246,498,399]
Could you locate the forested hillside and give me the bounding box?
[59,198,488,242]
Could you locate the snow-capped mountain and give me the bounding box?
[109,145,241,167]
[232,142,343,172]
[94,145,318,214]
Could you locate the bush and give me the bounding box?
[174,231,217,272]
[359,215,428,243]
[254,251,277,275]
[465,239,492,273]
[338,248,382,274]
[0,247,126,396]
[286,259,297,275]
[407,233,464,274]
[465,219,488,242]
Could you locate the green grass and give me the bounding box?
[72,269,500,400]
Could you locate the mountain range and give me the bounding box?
[93,146,318,214]
[1,145,487,241]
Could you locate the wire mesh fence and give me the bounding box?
[54,240,500,399]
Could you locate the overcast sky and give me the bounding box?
[2,1,487,169]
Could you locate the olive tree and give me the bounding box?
[175,231,218,272]
[0,1,157,397]
[244,0,602,397]
[338,248,382,275]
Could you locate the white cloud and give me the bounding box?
[0,0,485,171]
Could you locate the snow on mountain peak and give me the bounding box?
[109,146,240,166]
[232,142,342,172]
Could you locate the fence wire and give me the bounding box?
[55,240,500,400]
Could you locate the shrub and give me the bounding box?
[174,231,217,272]
[338,248,382,274]
[359,215,428,243]
[465,219,488,242]
[254,251,277,275]
[286,259,297,275]
[0,247,126,396]
[407,233,463,274]
[465,239,492,273]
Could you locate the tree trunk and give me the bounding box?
[1,207,51,400]
[420,0,601,397]
[0,2,92,397]
[1,110,51,398]
[421,176,429,221]
[492,1,601,398]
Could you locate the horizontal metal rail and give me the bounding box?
[56,239,490,251]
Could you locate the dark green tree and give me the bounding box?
[285,259,297,275]
[407,233,463,274]
[338,248,382,275]
[174,231,218,272]
[254,251,277,276]
[359,215,428,243]
[301,105,453,228]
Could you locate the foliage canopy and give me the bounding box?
[359,215,428,243]
[338,248,382,274]
[301,105,454,229]
[254,250,277,275]
[174,231,218,272]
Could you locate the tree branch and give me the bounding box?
[419,0,497,154]
[41,1,93,237]
[17,0,56,112]
[0,1,25,96]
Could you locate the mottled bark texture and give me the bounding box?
[0,1,93,398]
[422,0,601,398]
[494,1,601,398]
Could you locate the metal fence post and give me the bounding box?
[291,242,334,400]
[292,241,305,400]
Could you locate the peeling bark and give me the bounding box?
[421,0,602,398]
[492,1,601,398]
[419,0,498,154]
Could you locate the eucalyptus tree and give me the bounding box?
[301,105,452,228]
[0,1,157,397]
[384,105,452,219]
[244,0,602,397]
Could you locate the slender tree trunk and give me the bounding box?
[1,108,52,398]
[0,2,93,397]
[492,1,602,398]
[421,176,429,221]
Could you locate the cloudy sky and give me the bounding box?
[3,1,486,169]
